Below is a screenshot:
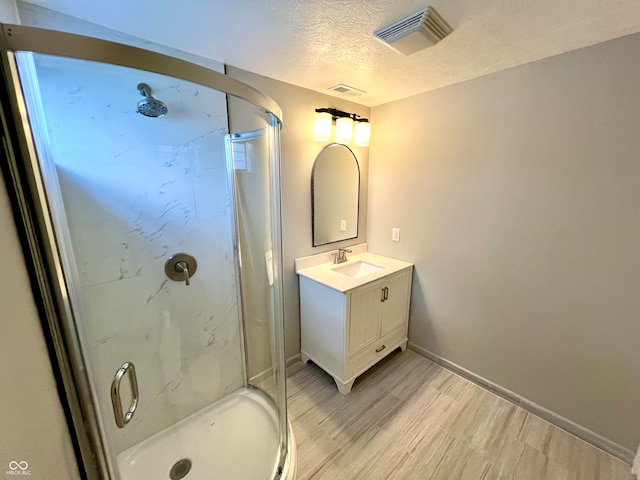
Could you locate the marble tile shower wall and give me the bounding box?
[34,55,244,452]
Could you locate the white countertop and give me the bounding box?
[295,245,413,293]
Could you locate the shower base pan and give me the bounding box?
[117,387,296,480]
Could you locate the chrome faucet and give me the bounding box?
[333,248,352,264]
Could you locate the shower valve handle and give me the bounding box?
[175,261,190,286]
[165,253,197,287]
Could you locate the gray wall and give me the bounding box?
[0,172,80,480]
[227,66,370,362]
[368,33,640,452]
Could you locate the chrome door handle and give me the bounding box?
[111,361,139,428]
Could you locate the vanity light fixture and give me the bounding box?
[314,108,371,147]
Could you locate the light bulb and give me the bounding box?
[314,111,332,142]
[354,121,371,147]
[335,116,353,144]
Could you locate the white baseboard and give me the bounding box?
[632,443,640,475]
[286,353,305,375]
[249,354,303,384]
[249,366,274,385]
[408,342,635,465]
[286,353,301,367]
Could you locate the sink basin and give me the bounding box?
[332,260,384,279]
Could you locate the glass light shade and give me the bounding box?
[314,111,332,142]
[335,116,353,144]
[354,121,371,147]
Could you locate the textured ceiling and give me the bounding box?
[21,0,640,106]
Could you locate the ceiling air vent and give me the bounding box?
[328,84,366,97]
[374,6,452,55]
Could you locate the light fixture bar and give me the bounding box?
[315,108,366,122]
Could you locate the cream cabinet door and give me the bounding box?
[347,279,386,356]
[380,269,412,337]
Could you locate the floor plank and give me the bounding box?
[287,350,635,480]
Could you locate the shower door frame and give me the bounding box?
[0,23,285,479]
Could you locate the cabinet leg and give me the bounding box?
[335,378,355,395]
[301,352,311,364]
[399,340,408,352]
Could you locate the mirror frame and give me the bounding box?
[311,143,360,247]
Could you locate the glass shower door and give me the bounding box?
[226,119,288,474]
[4,29,288,480]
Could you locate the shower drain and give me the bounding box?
[169,459,192,480]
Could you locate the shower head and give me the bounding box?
[136,83,168,118]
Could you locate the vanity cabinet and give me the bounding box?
[299,267,412,394]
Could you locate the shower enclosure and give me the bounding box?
[0,25,295,479]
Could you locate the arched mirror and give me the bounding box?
[312,143,360,246]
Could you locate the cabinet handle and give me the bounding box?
[384,286,389,301]
[381,287,386,302]
[375,345,386,353]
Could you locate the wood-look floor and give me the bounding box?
[286,350,635,480]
